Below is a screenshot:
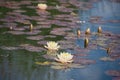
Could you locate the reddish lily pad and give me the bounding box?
[50,27,71,35]
[105,70,120,77]
[20,44,45,52]
[58,8,73,12]
[73,58,96,65]
[37,41,47,45]
[74,53,88,57]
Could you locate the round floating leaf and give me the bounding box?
[105,70,120,77]
[26,35,44,40]
[100,57,115,61]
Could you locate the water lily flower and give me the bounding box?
[55,52,73,63]
[44,41,60,51]
[10,26,13,30]
[77,30,81,36]
[85,28,90,35]
[98,26,102,33]
[37,3,47,10]
[84,37,89,48]
[29,24,33,31]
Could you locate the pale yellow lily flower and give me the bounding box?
[44,41,60,51]
[55,52,73,63]
[37,3,47,10]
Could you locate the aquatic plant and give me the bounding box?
[77,30,81,36]
[84,37,89,48]
[44,41,60,51]
[85,28,90,35]
[98,26,102,33]
[29,24,33,31]
[55,52,73,63]
[37,3,47,10]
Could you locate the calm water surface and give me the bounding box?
[0,0,120,80]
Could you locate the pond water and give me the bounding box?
[0,0,120,80]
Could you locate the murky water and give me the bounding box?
[0,0,120,80]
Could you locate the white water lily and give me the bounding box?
[44,41,60,51]
[55,52,73,63]
[37,3,47,10]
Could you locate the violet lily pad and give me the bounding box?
[19,44,45,52]
[26,35,44,40]
[73,58,96,65]
[0,46,20,50]
[100,57,115,61]
[105,70,120,77]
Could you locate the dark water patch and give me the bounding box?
[0,6,13,18]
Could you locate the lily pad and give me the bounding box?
[0,46,20,50]
[19,44,45,52]
[100,57,115,61]
[6,31,25,35]
[73,58,96,65]
[105,70,120,77]
[26,35,44,40]
[37,41,47,45]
